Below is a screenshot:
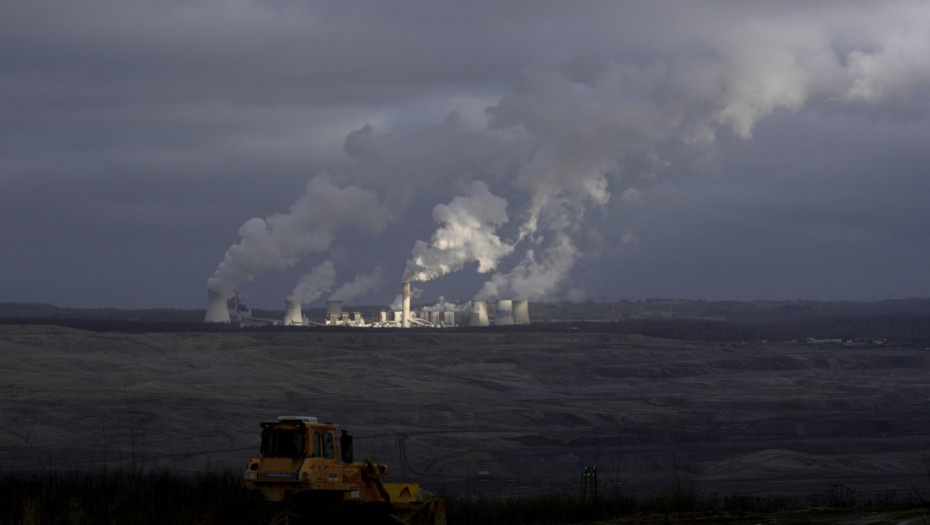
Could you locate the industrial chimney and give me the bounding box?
[402,282,411,328]
[495,299,514,325]
[470,300,490,327]
[204,289,231,323]
[283,300,303,326]
[513,300,530,325]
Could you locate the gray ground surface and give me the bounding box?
[3,325,930,501]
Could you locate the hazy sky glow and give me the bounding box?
[2,1,930,309]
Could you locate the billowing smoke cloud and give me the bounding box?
[469,12,930,301]
[207,174,389,295]
[329,265,385,302]
[343,112,527,207]
[423,296,471,312]
[288,260,337,304]
[389,285,423,311]
[475,233,579,301]
[403,181,513,282]
[207,6,930,306]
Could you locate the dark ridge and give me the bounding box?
[3,314,930,344]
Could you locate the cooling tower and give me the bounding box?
[326,300,343,321]
[283,300,303,326]
[204,289,231,323]
[495,299,514,326]
[470,300,489,327]
[402,282,411,328]
[513,300,530,325]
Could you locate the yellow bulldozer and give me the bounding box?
[242,416,446,525]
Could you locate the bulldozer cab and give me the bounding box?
[259,416,352,463]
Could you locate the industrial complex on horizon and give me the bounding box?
[204,282,530,328]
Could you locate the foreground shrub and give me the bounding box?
[0,470,247,525]
[0,471,922,525]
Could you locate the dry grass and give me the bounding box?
[0,470,246,525]
[1,470,927,525]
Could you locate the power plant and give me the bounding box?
[204,283,529,328]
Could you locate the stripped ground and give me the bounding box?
[3,325,930,502]
[593,504,930,524]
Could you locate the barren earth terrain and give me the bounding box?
[3,324,930,504]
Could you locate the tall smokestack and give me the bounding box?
[402,282,411,328]
[204,289,231,323]
[283,300,303,326]
[513,300,530,325]
[495,299,514,326]
[470,300,489,327]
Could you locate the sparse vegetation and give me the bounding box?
[0,470,247,525]
[0,471,927,525]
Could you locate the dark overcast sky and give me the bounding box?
[2,1,930,309]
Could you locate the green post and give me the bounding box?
[580,466,598,501]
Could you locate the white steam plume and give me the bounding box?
[207,174,389,295]
[329,265,385,302]
[390,285,423,311]
[403,181,513,282]
[475,15,885,300]
[475,233,579,301]
[288,260,337,304]
[423,296,470,312]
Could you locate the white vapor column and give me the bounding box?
[403,181,513,284]
[329,265,385,303]
[204,288,230,323]
[207,174,388,299]
[289,260,337,306]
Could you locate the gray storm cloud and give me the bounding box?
[207,174,388,296]
[288,260,337,304]
[403,181,513,283]
[4,2,930,309]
